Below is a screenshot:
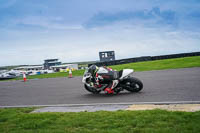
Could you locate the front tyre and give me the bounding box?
[124,77,143,92]
[84,84,101,94]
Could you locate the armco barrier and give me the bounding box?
[88,52,200,67]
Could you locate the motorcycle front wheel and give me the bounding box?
[124,77,143,92]
[84,84,101,94]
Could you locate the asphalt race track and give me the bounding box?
[0,68,200,106]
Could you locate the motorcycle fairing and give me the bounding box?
[119,69,134,80]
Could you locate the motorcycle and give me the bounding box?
[82,67,143,94]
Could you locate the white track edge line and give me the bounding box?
[1,101,200,108]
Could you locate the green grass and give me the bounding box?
[0,108,200,133]
[12,70,85,80]
[110,56,200,71]
[2,56,200,81]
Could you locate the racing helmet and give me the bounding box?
[88,65,99,76]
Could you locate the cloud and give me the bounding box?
[11,16,83,30]
[0,0,200,66]
[187,11,200,20]
[0,0,17,9]
[1,23,199,66]
[84,7,177,28]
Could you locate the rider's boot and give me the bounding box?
[104,87,114,94]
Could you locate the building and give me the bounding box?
[44,59,61,69]
[14,65,43,71]
[51,64,78,72]
[99,51,115,62]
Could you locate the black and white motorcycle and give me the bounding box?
[82,66,143,94]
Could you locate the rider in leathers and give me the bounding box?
[88,65,117,94]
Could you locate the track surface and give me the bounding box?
[0,68,200,106]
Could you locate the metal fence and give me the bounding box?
[89,52,200,67]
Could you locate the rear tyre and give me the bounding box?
[124,77,143,92]
[84,84,101,94]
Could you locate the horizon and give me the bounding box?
[0,51,199,68]
[1,0,200,66]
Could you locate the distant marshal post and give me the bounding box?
[99,51,115,62]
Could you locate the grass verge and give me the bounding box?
[0,107,200,133]
[8,70,85,81]
[3,56,200,81]
[110,56,200,71]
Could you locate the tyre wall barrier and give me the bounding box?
[88,52,200,67]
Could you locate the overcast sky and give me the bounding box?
[0,0,200,66]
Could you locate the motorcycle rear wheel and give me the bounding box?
[84,84,101,94]
[124,77,143,92]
